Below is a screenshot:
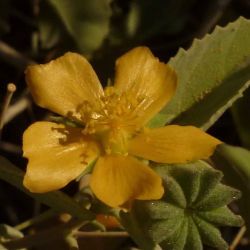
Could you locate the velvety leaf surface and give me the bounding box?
[149,17,250,130]
[121,161,243,250]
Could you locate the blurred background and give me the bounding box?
[0,0,250,249]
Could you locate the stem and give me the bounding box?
[74,231,129,238]
[0,40,35,69]
[0,83,16,137]
[2,219,89,249]
[3,95,31,126]
[15,209,56,231]
[0,141,21,154]
[3,223,66,249]
[65,233,79,250]
[229,226,247,250]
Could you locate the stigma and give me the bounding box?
[78,86,145,155]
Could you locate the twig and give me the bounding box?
[2,223,66,249]
[73,231,129,238]
[2,219,88,249]
[0,141,22,154]
[0,40,35,69]
[65,233,79,250]
[0,83,16,138]
[3,95,31,125]
[0,40,36,127]
[15,209,56,231]
[229,226,247,250]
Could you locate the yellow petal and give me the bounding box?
[90,155,164,208]
[114,47,177,127]
[25,52,103,120]
[129,125,222,163]
[23,122,99,192]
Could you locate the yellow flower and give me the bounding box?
[23,47,221,208]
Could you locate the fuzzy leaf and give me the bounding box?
[193,184,241,211]
[197,207,243,227]
[212,144,250,235]
[121,161,243,250]
[150,17,250,129]
[184,218,202,250]
[160,176,186,208]
[192,215,228,250]
[161,219,189,250]
[0,156,94,221]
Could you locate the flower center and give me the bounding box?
[79,87,144,155]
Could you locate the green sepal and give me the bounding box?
[197,206,243,227]
[192,215,228,250]
[121,161,243,250]
[161,218,189,250]
[183,218,202,250]
[193,184,241,211]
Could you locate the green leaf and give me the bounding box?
[45,0,112,55]
[121,161,243,250]
[212,144,250,235]
[231,87,250,149]
[0,156,94,221]
[151,17,250,129]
